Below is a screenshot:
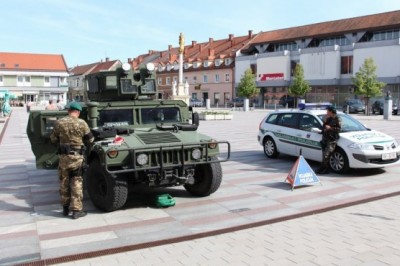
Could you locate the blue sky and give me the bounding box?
[1,0,399,68]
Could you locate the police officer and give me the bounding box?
[316,106,341,174]
[50,102,94,219]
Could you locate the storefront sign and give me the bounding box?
[259,73,284,81]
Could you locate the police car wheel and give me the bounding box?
[263,137,279,158]
[329,148,349,174]
[184,156,222,196]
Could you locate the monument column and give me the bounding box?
[172,33,190,105]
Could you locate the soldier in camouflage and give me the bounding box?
[316,106,341,174]
[50,102,94,219]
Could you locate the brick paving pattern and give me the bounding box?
[1,107,400,265]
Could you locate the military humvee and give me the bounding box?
[27,63,230,212]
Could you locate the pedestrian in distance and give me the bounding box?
[50,102,94,219]
[316,106,341,174]
[45,99,58,110]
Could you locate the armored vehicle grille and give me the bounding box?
[137,132,181,144]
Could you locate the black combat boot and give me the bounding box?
[63,206,69,216]
[72,210,87,219]
[316,165,330,174]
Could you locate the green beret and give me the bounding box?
[69,102,82,111]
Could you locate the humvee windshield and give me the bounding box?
[141,107,181,124]
[99,109,133,127]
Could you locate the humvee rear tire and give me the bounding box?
[184,156,222,196]
[86,158,128,212]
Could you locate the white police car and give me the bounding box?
[257,103,400,173]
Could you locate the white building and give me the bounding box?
[236,10,400,107]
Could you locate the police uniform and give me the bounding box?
[50,102,94,219]
[317,107,341,174]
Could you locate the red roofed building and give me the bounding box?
[0,52,69,105]
[236,10,400,107]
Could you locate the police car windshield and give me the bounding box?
[317,113,368,132]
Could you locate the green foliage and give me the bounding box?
[237,68,259,99]
[352,57,385,98]
[288,64,311,99]
[352,58,385,115]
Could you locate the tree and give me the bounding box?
[288,64,311,107]
[352,57,385,115]
[237,68,259,100]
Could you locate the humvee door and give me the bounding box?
[26,110,67,169]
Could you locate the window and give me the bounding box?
[299,114,321,131]
[372,30,400,41]
[158,77,162,85]
[215,74,220,82]
[290,60,299,76]
[320,36,350,47]
[224,58,232,65]
[250,64,257,74]
[44,76,50,86]
[166,77,171,85]
[99,109,134,127]
[341,56,353,74]
[225,73,230,82]
[173,76,178,83]
[60,77,67,84]
[75,79,79,87]
[204,61,209,67]
[17,76,31,86]
[193,76,197,84]
[203,75,208,83]
[0,76,3,85]
[277,113,299,128]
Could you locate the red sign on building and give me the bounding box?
[259,73,284,81]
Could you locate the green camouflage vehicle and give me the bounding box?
[27,63,230,212]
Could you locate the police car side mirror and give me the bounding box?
[311,127,322,133]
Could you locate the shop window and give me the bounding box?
[341,56,353,74]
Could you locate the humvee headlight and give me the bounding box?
[191,148,202,160]
[208,140,218,149]
[146,62,155,71]
[107,150,119,158]
[137,153,149,165]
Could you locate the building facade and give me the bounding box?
[0,52,69,105]
[236,10,400,107]
[131,32,257,106]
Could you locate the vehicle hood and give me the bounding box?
[342,130,395,143]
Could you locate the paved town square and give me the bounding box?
[1,107,400,265]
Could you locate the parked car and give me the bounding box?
[279,95,296,108]
[189,98,203,107]
[227,98,244,107]
[342,99,365,113]
[257,105,400,173]
[371,99,398,115]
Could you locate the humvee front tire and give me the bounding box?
[86,158,128,212]
[184,156,222,196]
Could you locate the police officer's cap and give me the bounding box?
[68,102,82,112]
[326,106,337,114]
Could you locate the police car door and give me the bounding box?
[275,113,300,156]
[26,110,67,169]
[297,114,323,161]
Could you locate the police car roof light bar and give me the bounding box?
[298,102,332,110]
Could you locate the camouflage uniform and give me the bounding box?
[319,115,341,172]
[50,115,94,213]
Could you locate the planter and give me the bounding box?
[199,112,233,120]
